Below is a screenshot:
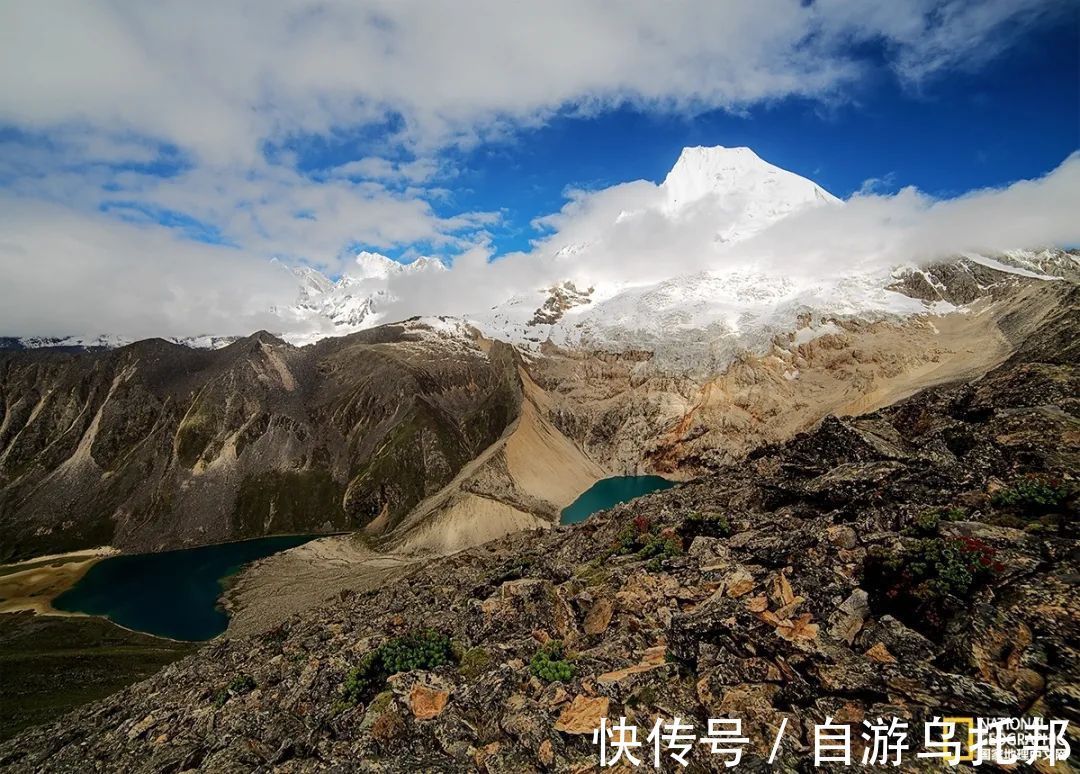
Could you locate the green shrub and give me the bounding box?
[341,629,454,706]
[903,511,941,537]
[865,536,1003,636]
[611,516,683,568]
[637,533,681,561]
[904,507,970,537]
[681,512,731,539]
[991,476,1072,512]
[212,674,256,708]
[380,630,453,674]
[228,674,256,694]
[341,652,381,705]
[529,640,575,683]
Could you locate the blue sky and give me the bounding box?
[259,7,1080,262]
[0,0,1077,337]
[430,17,1080,257]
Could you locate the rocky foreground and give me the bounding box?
[1,302,1078,771]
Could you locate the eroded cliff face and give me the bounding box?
[531,271,1076,478]
[0,320,522,561]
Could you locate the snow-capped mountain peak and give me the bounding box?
[660,145,839,227]
[293,266,335,301]
[354,251,406,281]
[282,252,447,339]
[351,251,446,282]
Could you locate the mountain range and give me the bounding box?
[6,146,1076,371]
[3,146,1077,565]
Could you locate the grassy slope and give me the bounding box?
[0,613,195,741]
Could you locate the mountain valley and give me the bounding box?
[0,146,1077,770]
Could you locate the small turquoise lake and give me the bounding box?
[53,535,319,641]
[561,476,675,524]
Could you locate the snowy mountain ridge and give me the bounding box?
[282,251,447,338]
[6,147,1075,359]
[660,146,839,237]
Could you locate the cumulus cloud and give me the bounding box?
[2,149,1077,340]
[1,0,1069,161]
[0,1,1074,339]
[0,130,497,278]
[0,195,296,339]
[378,152,1080,323]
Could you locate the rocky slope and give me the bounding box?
[0,319,521,561]
[531,266,1075,476]
[218,361,607,638]
[2,295,1074,772]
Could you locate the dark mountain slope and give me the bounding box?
[0,320,521,561]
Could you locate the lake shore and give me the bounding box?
[0,547,118,616]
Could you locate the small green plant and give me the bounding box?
[529,640,575,683]
[903,507,969,537]
[341,629,454,706]
[212,674,256,708]
[574,559,610,587]
[637,533,681,561]
[991,476,1072,512]
[228,674,256,693]
[865,536,1003,636]
[940,507,967,522]
[681,512,731,539]
[612,515,652,555]
[903,511,941,537]
[341,652,381,705]
[611,516,683,568]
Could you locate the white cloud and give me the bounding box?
[0,131,497,277]
[1,1,1069,161]
[328,157,448,185]
[0,2,1074,340]
[0,195,296,338]
[1,149,1076,341]
[377,152,1080,323]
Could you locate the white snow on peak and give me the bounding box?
[293,266,335,301]
[353,251,405,280]
[284,252,446,336]
[6,334,240,351]
[17,147,1068,362]
[349,250,442,280]
[660,145,840,240]
[352,251,446,281]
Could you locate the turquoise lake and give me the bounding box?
[52,535,319,641]
[560,476,675,524]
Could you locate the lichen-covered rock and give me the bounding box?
[553,695,609,735]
